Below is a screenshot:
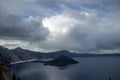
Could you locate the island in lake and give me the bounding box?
[44,55,79,66]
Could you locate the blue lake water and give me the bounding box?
[10,57,120,80]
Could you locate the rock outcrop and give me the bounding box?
[44,55,79,66]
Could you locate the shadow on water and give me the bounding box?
[44,63,79,70]
[55,65,75,70]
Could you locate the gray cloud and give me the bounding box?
[0,0,120,53]
[41,5,120,52]
[0,6,49,41]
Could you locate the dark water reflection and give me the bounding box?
[10,57,120,80]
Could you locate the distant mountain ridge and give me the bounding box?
[0,46,120,64]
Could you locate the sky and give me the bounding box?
[0,0,120,53]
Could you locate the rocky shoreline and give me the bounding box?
[0,60,13,80]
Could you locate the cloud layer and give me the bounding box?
[41,7,120,52]
[0,6,49,41]
[0,0,120,53]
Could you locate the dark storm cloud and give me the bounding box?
[0,0,120,52]
[0,6,49,41]
[69,10,120,51]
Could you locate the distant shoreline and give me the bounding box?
[1,46,120,65]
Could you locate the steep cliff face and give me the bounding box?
[0,46,37,64]
[0,46,19,63]
[0,60,13,80]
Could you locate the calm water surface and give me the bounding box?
[10,57,120,80]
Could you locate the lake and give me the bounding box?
[10,57,120,80]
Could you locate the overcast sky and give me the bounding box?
[0,0,120,53]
